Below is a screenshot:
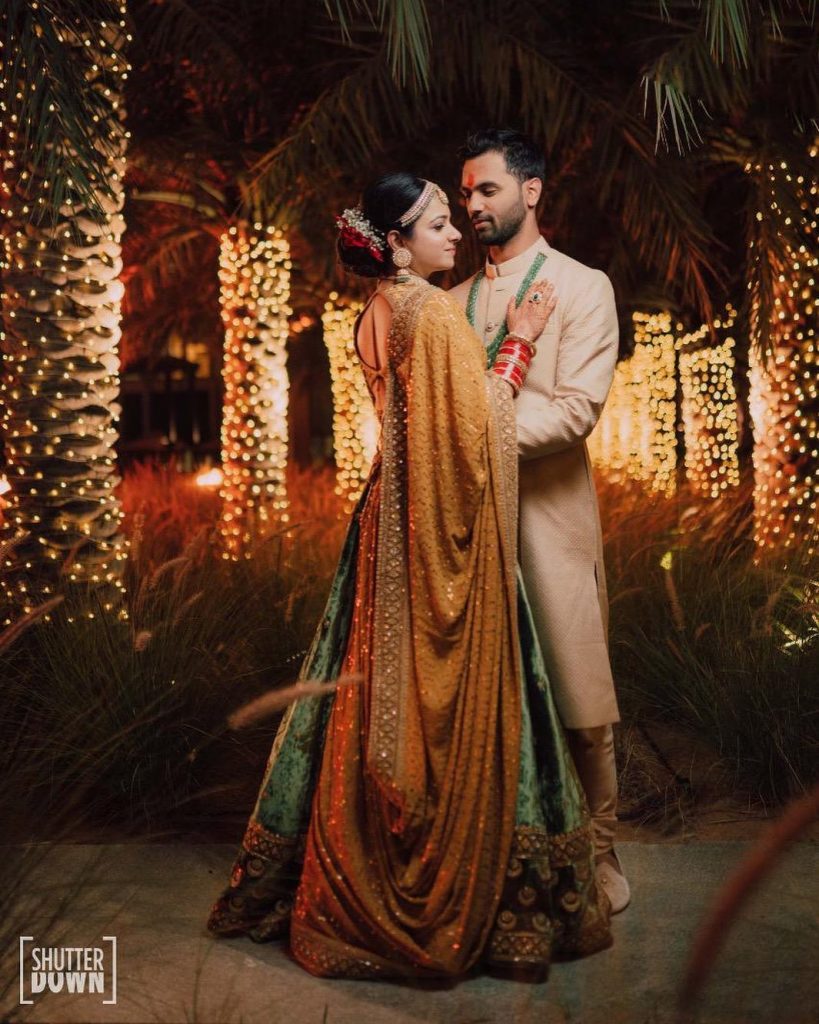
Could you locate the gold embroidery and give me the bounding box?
[206,821,305,939]
[485,823,612,969]
[243,820,304,861]
[368,279,431,797]
[489,930,552,965]
[291,925,396,978]
[485,373,519,574]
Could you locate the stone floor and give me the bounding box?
[3,840,817,1024]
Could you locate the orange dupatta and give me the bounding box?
[290,279,523,977]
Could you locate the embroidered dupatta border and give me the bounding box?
[485,374,519,591]
[368,280,430,798]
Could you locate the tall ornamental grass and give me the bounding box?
[0,462,347,841]
[0,461,815,845]
[599,475,818,803]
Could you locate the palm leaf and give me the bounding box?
[1,0,127,222]
[644,1,817,148]
[130,0,250,68]
[322,0,431,86]
[242,53,432,221]
[641,23,744,152]
[702,0,752,66]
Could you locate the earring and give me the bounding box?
[392,247,412,269]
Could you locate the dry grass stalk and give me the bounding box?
[0,596,65,652]
[679,782,819,1011]
[227,673,363,730]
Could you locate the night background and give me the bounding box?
[0,2,817,1021]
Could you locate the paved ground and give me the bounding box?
[3,840,817,1024]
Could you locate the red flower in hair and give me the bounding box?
[336,209,385,262]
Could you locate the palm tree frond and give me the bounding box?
[242,55,431,222]
[378,0,431,88]
[322,0,430,86]
[2,0,127,222]
[131,189,224,222]
[702,0,751,67]
[131,0,248,68]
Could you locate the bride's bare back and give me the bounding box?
[354,289,393,419]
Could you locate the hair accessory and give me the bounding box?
[397,180,449,228]
[336,207,386,262]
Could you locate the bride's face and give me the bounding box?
[390,196,462,278]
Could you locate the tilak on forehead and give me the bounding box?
[464,172,476,189]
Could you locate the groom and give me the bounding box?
[450,128,630,912]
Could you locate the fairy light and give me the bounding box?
[677,305,741,497]
[0,4,131,622]
[747,142,819,559]
[587,349,631,477]
[321,293,378,502]
[588,311,676,493]
[217,223,291,558]
[195,467,223,488]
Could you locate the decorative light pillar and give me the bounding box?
[747,144,819,559]
[677,306,741,498]
[588,311,676,493]
[217,223,291,558]
[321,292,378,503]
[0,4,130,622]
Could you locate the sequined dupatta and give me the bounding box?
[367,278,522,838]
[275,278,524,976]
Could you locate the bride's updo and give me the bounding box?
[336,172,426,278]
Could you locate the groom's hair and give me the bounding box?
[459,128,545,185]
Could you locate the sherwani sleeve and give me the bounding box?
[517,269,618,461]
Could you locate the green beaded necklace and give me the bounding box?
[465,251,547,368]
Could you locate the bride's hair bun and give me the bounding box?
[336,172,426,278]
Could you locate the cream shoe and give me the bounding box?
[596,849,631,914]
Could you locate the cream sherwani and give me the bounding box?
[450,236,620,728]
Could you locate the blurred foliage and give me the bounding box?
[0,462,347,841]
[600,474,819,803]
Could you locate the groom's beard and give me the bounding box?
[472,194,527,246]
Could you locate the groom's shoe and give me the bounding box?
[595,849,631,913]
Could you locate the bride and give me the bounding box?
[206,172,612,979]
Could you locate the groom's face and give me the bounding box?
[460,150,527,246]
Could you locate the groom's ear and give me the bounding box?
[523,177,542,209]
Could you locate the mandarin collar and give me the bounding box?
[484,236,549,280]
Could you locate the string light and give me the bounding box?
[321,293,378,502]
[588,311,677,494]
[195,467,223,488]
[217,223,291,558]
[747,141,818,559]
[677,305,741,497]
[0,4,131,623]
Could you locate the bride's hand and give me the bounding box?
[506,279,556,342]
